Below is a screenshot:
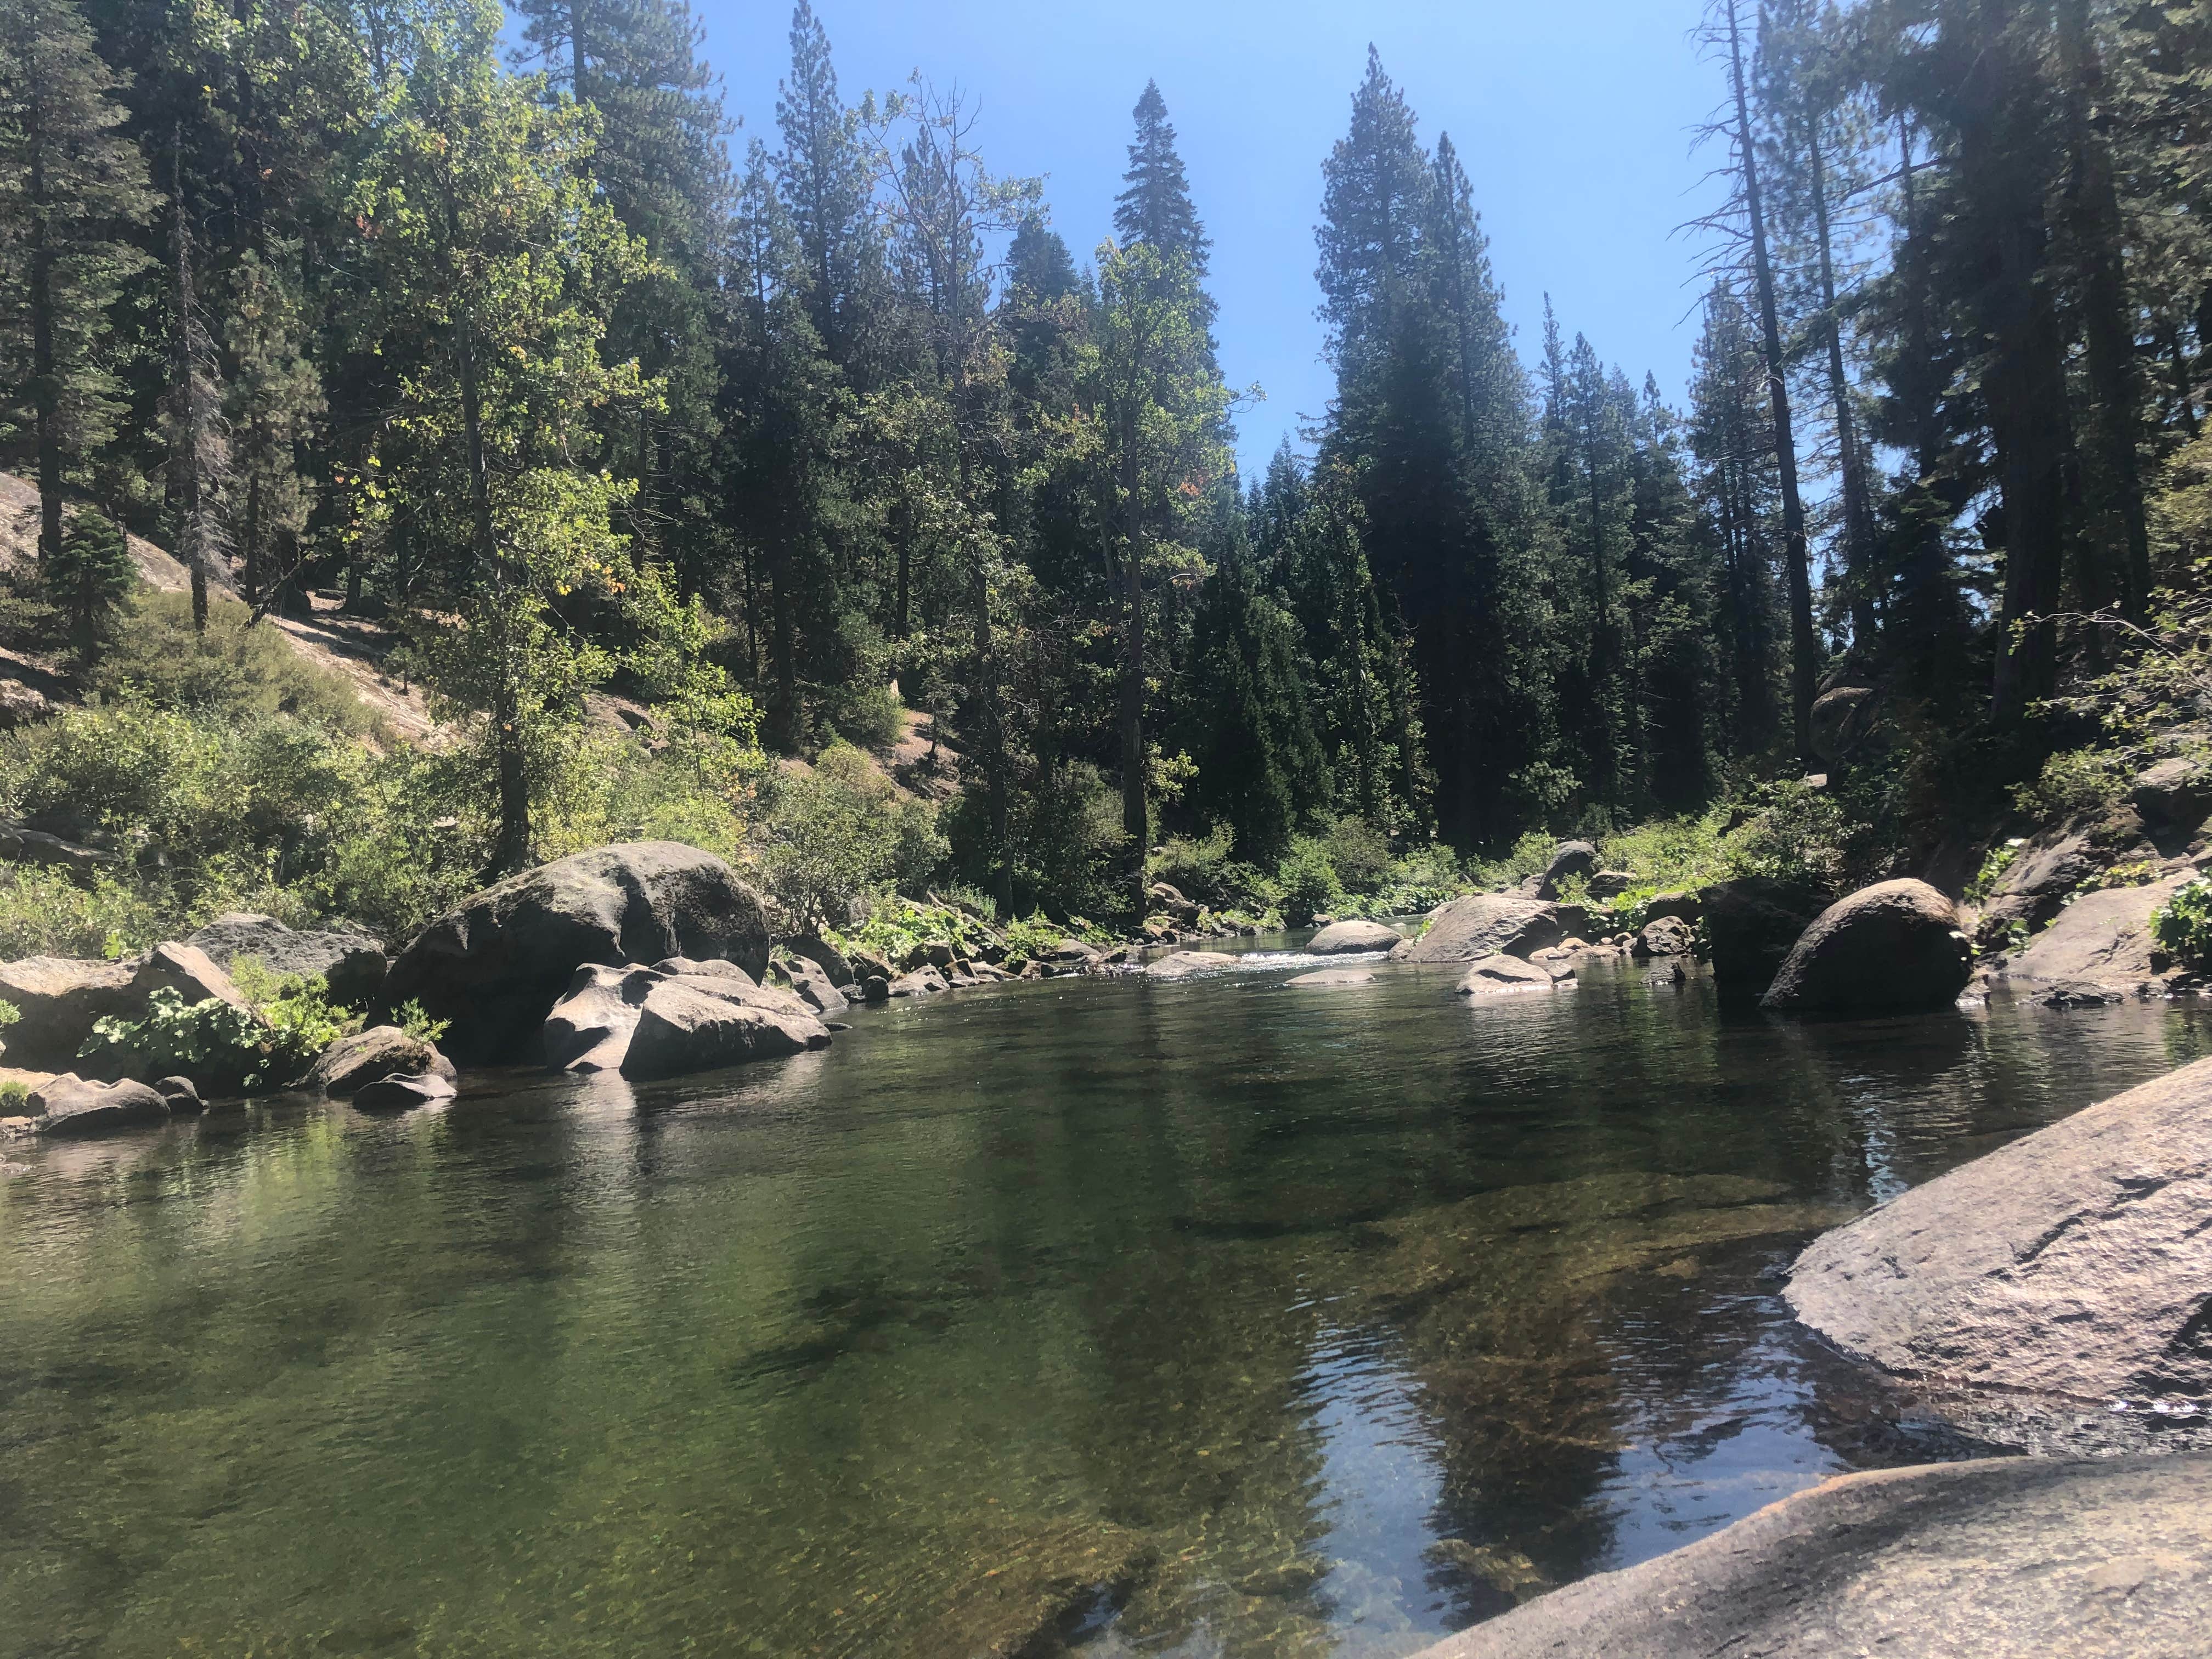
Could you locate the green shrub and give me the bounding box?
[0,866,174,960]
[1720,781,1855,893]
[78,988,294,1092]
[1598,812,1733,892]
[2153,876,2212,966]
[2013,746,2137,822]
[393,1000,451,1045]
[1150,826,1235,902]
[822,682,905,753]
[753,743,942,929]
[1965,840,2026,905]
[94,590,371,733]
[1322,816,1395,894]
[1277,837,1341,925]
[0,1079,28,1111]
[49,511,137,657]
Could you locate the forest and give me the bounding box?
[1,0,2209,952]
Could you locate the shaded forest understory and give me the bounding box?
[2,0,2210,955]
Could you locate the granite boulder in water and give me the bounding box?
[1759,879,1969,1013]
[1391,896,1563,964]
[1305,919,1403,955]
[380,843,772,1062]
[1787,1053,2212,1435]
[1700,877,1824,994]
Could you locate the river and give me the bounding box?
[3,946,2205,1658]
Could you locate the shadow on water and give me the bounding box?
[2,952,2205,1658]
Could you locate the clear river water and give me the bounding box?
[4,944,2207,1659]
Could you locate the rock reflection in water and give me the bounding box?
[1,953,2208,1658]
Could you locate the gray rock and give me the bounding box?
[1633,916,1695,958]
[1306,919,1403,955]
[28,1074,170,1137]
[308,1026,458,1097]
[1585,871,1637,901]
[784,934,852,990]
[861,974,890,1004]
[152,1075,203,1114]
[1701,877,1825,994]
[776,955,848,1017]
[1412,1454,2212,1659]
[1455,955,1564,996]
[129,943,256,1017]
[2130,757,2212,828]
[353,1071,458,1111]
[648,956,752,981]
[184,913,387,1008]
[379,842,772,1063]
[1788,1054,2212,1430]
[1392,895,1563,964]
[1643,890,1700,924]
[1760,879,1970,1013]
[888,966,950,996]
[1045,938,1104,967]
[619,978,830,1079]
[543,965,654,1073]
[2038,979,2128,1008]
[1536,840,1597,900]
[0,822,117,876]
[2006,872,2192,993]
[1286,968,1376,988]
[1147,950,1237,980]
[1809,683,1875,764]
[1976,831,2101,947]
[0,956,138,1067]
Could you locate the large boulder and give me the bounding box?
[543,965,653,1072]
[1456,955,1566,997]
[1701,877,1825,994]
[619,978,830,1080]
[1412,1455,2212,1659]
[1809,684,1875,764]
[185,913,387,1007]
[379,843,773,1062]
[1391,896,1564,965]
[128,942,255,1016]
[27,1074,171,1137]
[1306,919,1403,955]
[307,1025,458,1096]
[1536,840,1598,900]
[1788,1054,2212,1435]
[770,954,848,1017]
[2129,757,2212,830]
[2004,870,2194,995]
[1633,916,1695,958]
[1975,831,2102,946]
[1760,879,1971,1014]
[0,957,137,1067]
[784,934,853,990]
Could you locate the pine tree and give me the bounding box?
[1113,80,1209,273]
[0,0,152,565]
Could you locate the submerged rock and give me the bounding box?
[1455,955,1564,997]
[379,842,774,1063]
[1787,1054,2212,1439]
[1416,1454,2212,1659]
[1305,918,1403,955]
[353,1071,458,1112]
[309,1026,458,1096]
[1392,896,1563,965]
[1146,951,1237,980]
[888,966,950,997]
[27,1074,170,1137]
[1286,968,1376,988]
[1759,879,1970,1014]
[619,978,830,1079]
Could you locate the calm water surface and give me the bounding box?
[3,949,2207,1658]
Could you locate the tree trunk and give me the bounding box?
[171,160,209,633]
[1805,117,1877,647]
[2059,0,2151,622]
[1725,0,1816,763]
[26,72,63,567]
[1120,414,1148,915]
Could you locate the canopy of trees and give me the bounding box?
[1,0,2204,906]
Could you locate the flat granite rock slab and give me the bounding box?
[1412,1453,2212,1659]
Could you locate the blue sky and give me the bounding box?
[696,0,1733,475]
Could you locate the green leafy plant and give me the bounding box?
[1276,837,1341,926]
[2152,877,2212,966]
[1965,840,2027,905]
[394,1000,451,1044]
[80,988,276,1091]
[0,1079,29,1111]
